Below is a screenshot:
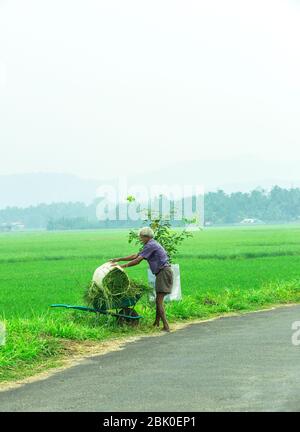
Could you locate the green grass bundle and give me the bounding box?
[84,267,150,310]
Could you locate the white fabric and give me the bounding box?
[148,264,182,302]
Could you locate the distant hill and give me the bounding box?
[0,173,99,209]
[127,158,300,193]
[0,158,299,209]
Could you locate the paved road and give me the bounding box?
[1,305,300,412]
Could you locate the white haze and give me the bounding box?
[0,0,299,186]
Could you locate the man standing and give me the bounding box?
[110,227,173,332]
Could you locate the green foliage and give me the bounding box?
[128,207,193,263]
[204,186,300,224]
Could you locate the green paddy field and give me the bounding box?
[1,225,300,383]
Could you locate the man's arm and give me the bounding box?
[119,255,144,269]
[110,254,138,262]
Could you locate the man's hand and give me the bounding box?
[109,254,139,265]
[111,262,127,268]
[111,256,143,269]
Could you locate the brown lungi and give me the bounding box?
[155,266,173,294]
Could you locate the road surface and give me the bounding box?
[1,305,300,412]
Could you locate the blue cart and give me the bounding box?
[51,293,143,325]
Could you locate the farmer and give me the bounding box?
[110,227,173,332]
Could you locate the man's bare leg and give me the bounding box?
[153,298,160,327]
[157,293,170,332]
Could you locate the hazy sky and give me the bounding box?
[0,0,299,180]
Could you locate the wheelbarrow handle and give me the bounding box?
[50,304,142,319]
[51,304,108,314]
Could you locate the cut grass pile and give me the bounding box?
[84,266,151,310]
[84,267,129,310]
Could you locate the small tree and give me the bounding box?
[127,198,196,263]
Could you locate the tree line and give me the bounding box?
[0,186,299,230]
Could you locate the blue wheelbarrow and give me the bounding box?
[51,293,143,326]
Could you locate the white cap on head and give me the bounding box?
[139,227,154,238]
